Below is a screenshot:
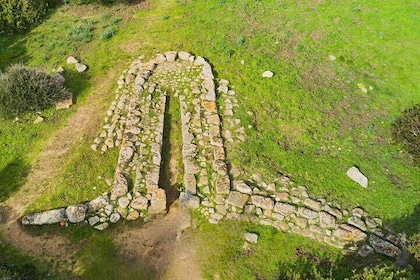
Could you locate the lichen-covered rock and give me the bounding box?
[66,204,88,223]
[227,191,249,208]
[111,173,128,200]
[148,189,167,215]
[369,234,401,257]
[273,202,296,216]
[22,209,66,225]
[130,196,148,210]
[88,195,109,212]
[244,232,259,244]
[319,211,336,228]
[251,195,274,210]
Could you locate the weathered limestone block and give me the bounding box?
[109,212,121,223]
[178,51,191,61]
[244,232,259,244]
[88,216,100,226]
[213,159,228,175]
[234,181,252,194]
[130,196,149,210]
[273,192,290,202]
[274,221,290,232]
[358,244,374,257]
[22,209,66,225]
[346,166,368,188]
[322,205,343,220]
[319,211,336,228]
[348,216,367,231]
[369,234,401,257]
[184,159,200,174]
[66,204,88,223]
[126,210,140,221]
[216,175,230,194]
[298,207,318,220]
[165,51,177,62]
[303,198,322,211]
[118,197,130,208]
[88,195,109,212]
[117,145,134,170]
[296,218,308,229]
[273,202,297,216]
[148,189,167,215]
[251,195,274,210]
[227,191,249,208]
[184,173,197,194]
[111,173,128,200]
[333,224,367,242]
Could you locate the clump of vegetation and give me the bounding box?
[0,64,70,118]
[0,0,50,34]
[100,27,116,40]
[65,0,126,4]
[393,104,420,163]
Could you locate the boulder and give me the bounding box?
[94,222,109,231]
[244,232,259,244]
[88,195,109,212]
[165,51,177,62]
[319,211,336,228]
[346,166,368,188]
[216,175,231,194]
[118,197,130,208]
[178,51,191,61]
[358,244,374,257]
[126,211,140,221]
[66,204,88,223]
[348,216,367,231]
[22,209,66,225]
[234,181,252,194]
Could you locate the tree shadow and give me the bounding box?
[0,157,31,203]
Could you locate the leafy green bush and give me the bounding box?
[0,0,50,34]
[393,104,420,162]
[0,64,70,118]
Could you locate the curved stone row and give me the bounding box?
[22,51,406,259]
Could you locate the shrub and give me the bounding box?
[393,104,420,162]
[0,64,70,118]
[0,0,50,34]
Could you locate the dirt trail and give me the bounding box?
[0,71,203,279]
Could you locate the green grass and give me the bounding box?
[194,218,419,279]
[0,0,420,277]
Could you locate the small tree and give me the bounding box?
[0,64,70,118]
[393,104,420,163]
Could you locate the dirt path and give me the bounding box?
[0,70,203,279]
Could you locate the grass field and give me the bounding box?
[0,0,419,278]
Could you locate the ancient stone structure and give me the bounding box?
[22,52,407,260]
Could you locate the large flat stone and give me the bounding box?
[251,195,274,210]
[346,166,368,188]
[22,209,66,225]
[227,191,249,208]
[369,234,401,257]
[273,202,296,216]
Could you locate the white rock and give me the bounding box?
[346,166,368,188]
[94,222,109,231]
[118,196,130,208]
[22,209,66,225]
[262,71,274,78]
[66,56,78,64]
[109,212,121,223]
[329,54,337,61]
[88,216,100,226]
[66,204,88,223]
[75,63,87,73]
[34,116,44,124]
[244,232,259,244]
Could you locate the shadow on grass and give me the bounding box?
[0,157,31,203]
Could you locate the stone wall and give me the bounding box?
[22,51,407,260]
